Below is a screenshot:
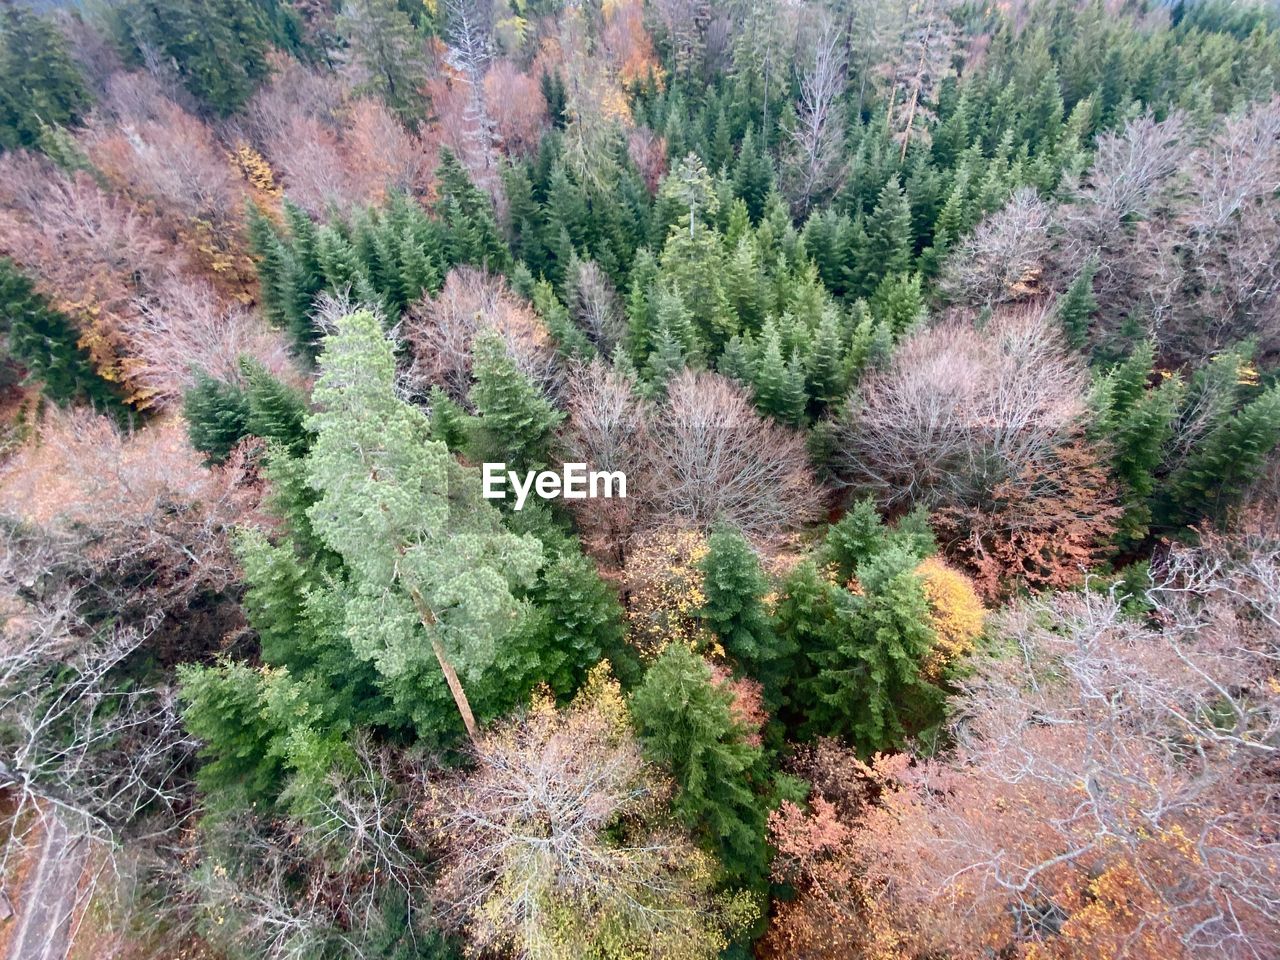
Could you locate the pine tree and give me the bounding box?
[631,643,769,885]
[1056,256,1099,350]
[183,371,251,465]
[467,332,564,474]
[869,271,924,337]
[750,325,806,425]
[336,0,430,127]
[732,127,774,222]
[1092,342,1182,543]
[1166,383,1280,527]
[304,310,544,741]
[805,307,849,410]
[242,358,311,455]
[0,3,91,151]
[804,545,941,753]
[0,258,126,414]
[435,149,510,271]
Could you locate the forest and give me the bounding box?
[0,0,1278,957]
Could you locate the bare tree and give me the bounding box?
[645,370,824,542]
[783,22,847,216]
[841,526,1280,958]
[564,258,626,355]
[423,671,734,960]
[939,187,1053,308]
[559,359,649,568]
[402,267,562,403]
[830,303,1089,511]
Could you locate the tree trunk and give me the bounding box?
[407,583,479,742]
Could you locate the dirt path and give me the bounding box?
[6,814,86,960]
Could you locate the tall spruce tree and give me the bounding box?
[467,332,564,474]
[631,643,769,885]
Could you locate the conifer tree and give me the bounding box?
[1057,256,1100,350]
[803,545,941,753]
[1166,383,1280,526]
[336,0,429,127]
[732,127,774,222]
[631,643,769,885]
[805,307,849,410]
[114,0,272,115]
[0,3,91,151]
[750,326,806,425]
[699,527,787,704]
[242,358,311,455]
[304,310,544,741]
[183,372,251,466]
[467,332,564,474]
[0,258,125,414]
[866,176,914,283]
[1092,342,1182,543]
[435,149,510,271]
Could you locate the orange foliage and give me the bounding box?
[483,61,548,157]
[602,0,665,89]
[933,435,1121,599]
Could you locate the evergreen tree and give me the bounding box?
[0,3,91,151]
[336,0,430,127]
[803,545,941,753]
[114,0,272,115]
[731,128,774,222]
[631,643,769,885]
[804,307,849,410]
[0,259,126,414]
[467,332,564,474]
[243,358,311,455]
[1057,256,1099,349]
[435,149,510,271]
[183,371,251,466]
[1092,342,1182,543]
[866,176,914,284]
[303,310,544,741]
[750,325,806,425]
[699,527,787,704]
[1165,383,1280,527]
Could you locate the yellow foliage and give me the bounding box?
[228,143,280,197]
[624,527,712,659]
[914,556,985,679]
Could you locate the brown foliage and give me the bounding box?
[932,435,1120,598]
[834,532,1280,960]
[623,527,710,659]
[940,186,1052,307]
[482,60,547,157]
[0,409,261,622]
[402,266,560,402]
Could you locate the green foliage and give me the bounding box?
[824,498,935,585]
[466,332,564,473]
[336,0,429,127]
[112,0,272,115]
[242,358,311,455]
[1057,256,1099,349]
[0,258,126,414]
[303,310,544,738]
[1092,342,1182,543]
[1166,381,1280,526]
[631,643,769,886]
[802,545,942,753]
[184,372,251,466]
[0,4,91,151]
[699,527,786,702]
[434,149,510,271]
